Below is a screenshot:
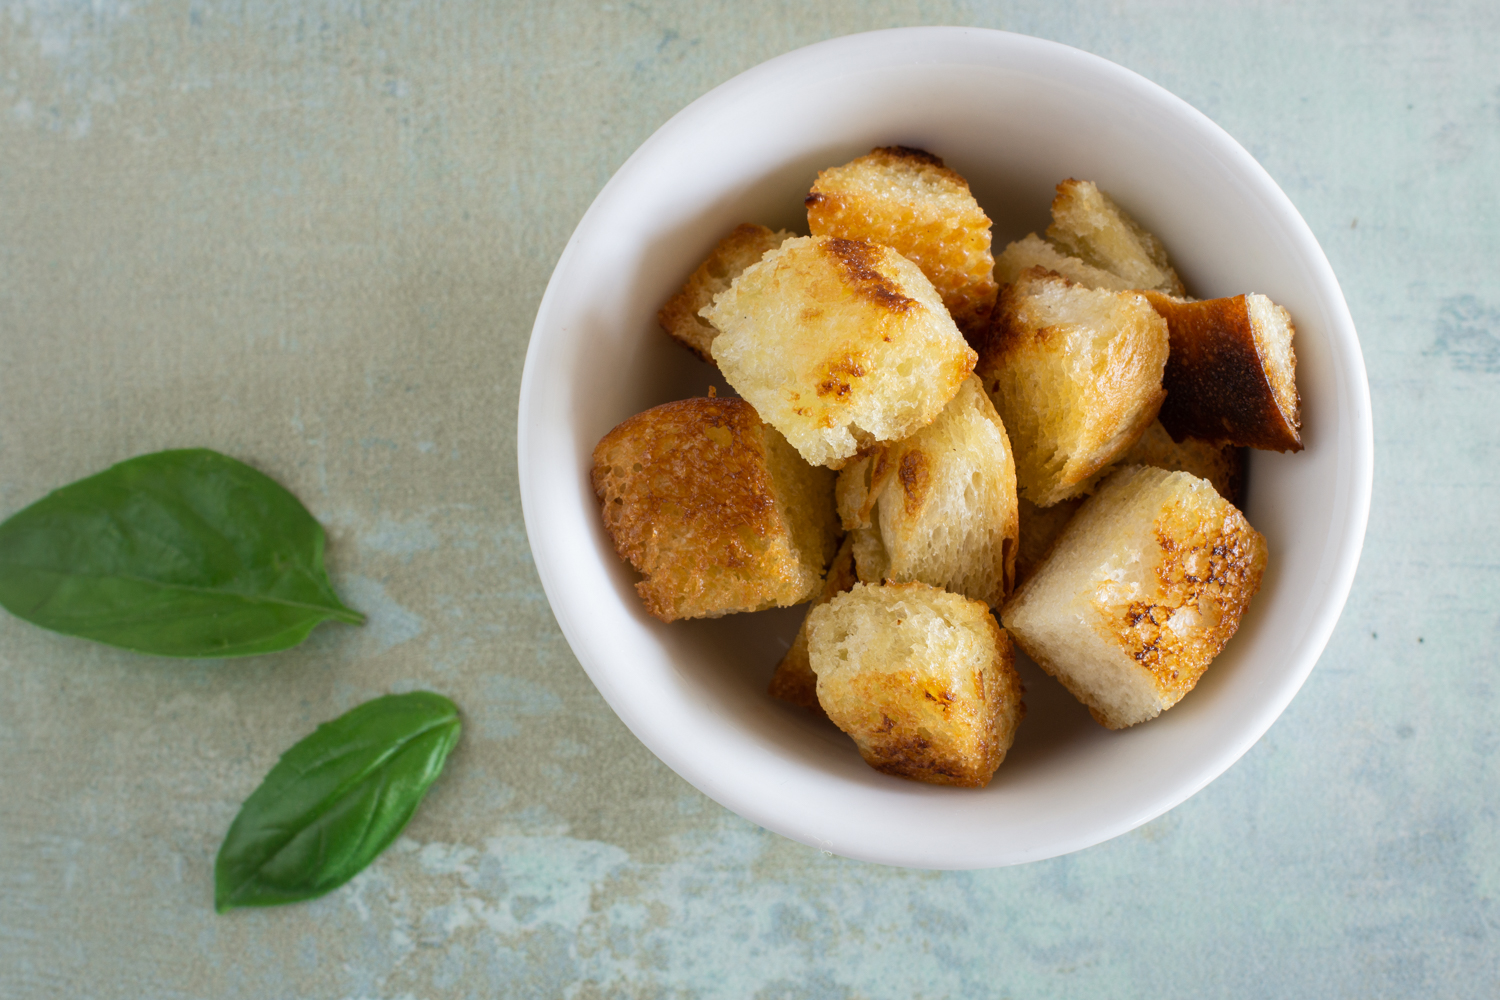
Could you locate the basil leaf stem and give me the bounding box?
[0,449,362,657]
[215,691,462,912]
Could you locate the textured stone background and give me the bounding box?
[1,1,1497,997]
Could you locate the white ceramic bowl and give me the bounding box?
[518,27,1372,868]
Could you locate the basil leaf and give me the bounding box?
[215,691,462,912]
[0,448,362,657]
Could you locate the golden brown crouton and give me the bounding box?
[835,375,1019,607]
[1015,496,1084,586]
[1002,466,1267,729]
[1145,292,1303,452]
[1116,419,1245,505]
[658,223,793,362]
[808,582,1023,787]
[979,267,1169,506]
[995,233,1137,292]
[768,536,857,714]
[703,235,976,469]
[1047,180,1186,296]
[806,146,997,338]
[593,396,840,622]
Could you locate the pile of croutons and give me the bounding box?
[593,147,1302,789]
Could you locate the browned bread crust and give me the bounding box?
[1002,466,1267,729]
[768,535,857,713]
[979,267,1169,505]
[806,146,997,340]
[1146,292,1303,452]
[657,223,791,362]
[836,375,1019,606]
[592,396,839,622]
[704,235,976,469]
[808,582,1023,787]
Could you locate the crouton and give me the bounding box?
[979,267,1169,506]
[1116,419,1245,505]
[704,235,976,469]
[1145,292,1303,452]
[592,396,840,622]
[658,223,793,362]
[1002,466,1267,730]
[806,146,997,338]
[808,582,1023,787]
[1015,496,1083,586]
[768,536,857,713]
[995,233,1137,292]
[1047,180,1186,296]
[834,375,1019,607]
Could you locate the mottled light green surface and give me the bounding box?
[1,1,1496,997]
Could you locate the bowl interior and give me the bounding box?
[519,28,1371,868]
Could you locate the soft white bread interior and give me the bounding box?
[1002,465,1267,730]
[1047,180,1186,297]
[658,223,793,362]
[1146,291,1302,452]
[704,235,976,468]
[593,396,840,622]
[979,267,1169,506]
[835,375,1018,607]
[995,233,1137,292]
[1116,419,1244,505]
[768,535,857,713]
[808,582,1023,787]
[806,146,997,337]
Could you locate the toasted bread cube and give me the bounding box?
[835,376,1019,607]
[995,233,1137,292]
[1015,496,1084,586]
[704,235,976,469]
[979,267,1169,506]
[1015,424,1241,586]
[806,146,997,337]
[592,396,840,622]
[1145,292,1303,452]
[808,582,1023,787]
[768,536,857,713]
[658,223,793,362]
[1117,419,1245,504]
[1047,180,1186,296]
[1002,466,1267,729]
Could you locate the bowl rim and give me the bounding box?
[518,26,1374,868]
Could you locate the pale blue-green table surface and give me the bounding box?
[2,2,1496,997]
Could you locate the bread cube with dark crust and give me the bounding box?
[703,235,976,469]
[768,536,857,714]
[979,267,1169,506]
[808,582,1023,787]
[1002,466,1267,730]
[1145,292,1303,452]
[658,223,793,362]
[835,375,1019,608]
[1047,180,1186,297]
[806,146,997,339]
[592,396,840,622]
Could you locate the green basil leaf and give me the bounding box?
[0,448,363,657]
[215,691,461,912]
